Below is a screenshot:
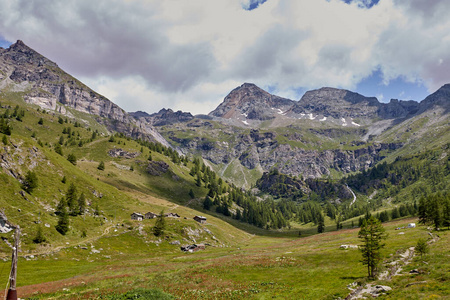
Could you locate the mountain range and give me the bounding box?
[1,40,449,187]
[0,40,449,299]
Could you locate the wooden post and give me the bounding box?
[6,226,20,300]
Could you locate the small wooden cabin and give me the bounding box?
[131,212,144,221]
[194,215,207,224]
[145,212,158,219]
[165,212,180,218]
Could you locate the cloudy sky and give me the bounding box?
[0,0,449,115]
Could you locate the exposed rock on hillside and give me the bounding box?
[146,161,170,176]
[0,40,169,146]
[108,148,140,159]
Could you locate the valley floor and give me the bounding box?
[0,217,448,299]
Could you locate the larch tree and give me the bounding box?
[358,216,388,279]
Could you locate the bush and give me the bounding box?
[67,153,77,165]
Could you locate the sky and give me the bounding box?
[0,0,449,115]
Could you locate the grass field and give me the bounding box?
[0,214,447,299]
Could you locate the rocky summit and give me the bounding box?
[209,83,295,124]
[130,108,194,126]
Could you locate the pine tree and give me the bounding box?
[188,189,195,199]
[196,173,202,187]
[153,210,166,237]
[54,143,63,156]
[415,238,429,258]
[67,153,77,165]
[22,170,38,194]
[78,193,86,215]
[203,196,213,210]
[66,183,78,216]
[317,213,325,233]
[56,205,70,235]
[358,216,388,279]
[97,161,105,171]
[33,225,47,243]
[56,197,66,215]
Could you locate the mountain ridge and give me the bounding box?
[207,83,439,127]
[0,40,170,147]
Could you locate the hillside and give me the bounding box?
[0,40,449,299]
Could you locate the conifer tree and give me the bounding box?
[54,143,63,156]
[33,225,47,244]
[97,161,105,171]
[78,193,86,215]
[358,216,388,278]
[153,210,166,237]
[22,170,38,194]
[67,153,77,165]
[56,204,69,235]
[317,213,325,233]
[415,238,429,258]
[66,183,78,216]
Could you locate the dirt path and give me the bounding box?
[345,230,440,299]
[6,224,117,258]
[346,184,357,207]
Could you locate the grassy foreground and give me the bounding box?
[0,216,447,299]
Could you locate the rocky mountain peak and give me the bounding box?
[209,83,295,121]
[0,40,171,146]
[130,108,194,126]
[4,40,58,68]
[418,84,450,113]
[289,87,380,119]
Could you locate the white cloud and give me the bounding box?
[0,0,449,114]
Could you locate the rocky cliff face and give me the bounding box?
[165,125,402,179]
[0,40,169,146]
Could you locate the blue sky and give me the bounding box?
[355,69,429,102]
[0,0,449,114]
[0,37,11,48]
